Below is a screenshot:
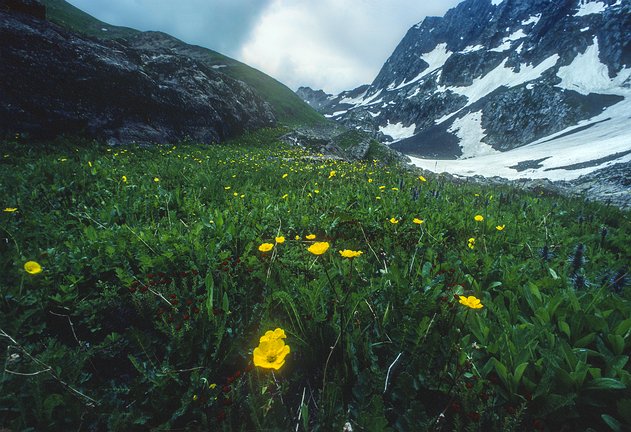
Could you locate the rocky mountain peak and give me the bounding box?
[298,0,630,190]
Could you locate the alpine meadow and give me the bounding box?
[1,0,630,431]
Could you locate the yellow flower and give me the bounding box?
[368,178,373,183]
[314,189,320,194]
[121,175,127,183]
[295,235,301,240]
[389,217,399,224]
[418,175,427,182]
[281,194,288,199]
[253,328,290,370]
[496,225,505,231]
[306,234,316,240]
[193,394,198,401]
[275,236,285,244]
[329,170,336,178]
[233,192,238,197]
[468,238,475,249]
[413,218,424,225]
[308,242,330,255]
[224,186,231,190]
[379,186,386,190]
[258,243,274,252]
[259,328,286,342]
[282,173,288,179]
[391,187,399,191]
[209,383,217,389]
[459,295,484,309]
[24,261,42,274]
[88,161,93,168]
[474,215,484,222]
[339,249,363,259]
[154,177,160,182]
[3,207,17,212]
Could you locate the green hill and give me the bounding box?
[40,0,325,126]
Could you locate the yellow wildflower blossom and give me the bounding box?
[496,225,505,231]
[468,238,475,249]
[258,243,274,252]
[253,329,290,370]
[339,249,363,259]
[24,261,42,275]
[459,295,483,309]
[308,242,329,255]
[306,234,316,240]
[413,218,424,225]
[474,215,484,222]
[389,217,399,224]
[275,236,285,244]
[3,207,17,212]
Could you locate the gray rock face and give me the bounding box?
[299,0,630,157]
[0,3,275,144]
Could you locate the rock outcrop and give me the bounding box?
[0,1,275,144]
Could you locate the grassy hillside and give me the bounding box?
[39,0,325,126]
[1,130,629,431]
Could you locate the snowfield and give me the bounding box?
[409,96,631,181]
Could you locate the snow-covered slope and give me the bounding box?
[297,0,630,183]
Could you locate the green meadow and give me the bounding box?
[1,128,629,431]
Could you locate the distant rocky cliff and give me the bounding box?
[299,0,630,159]
[0,0,275,144]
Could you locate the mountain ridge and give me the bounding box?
[39,0,324,127]
[298,0,630,186]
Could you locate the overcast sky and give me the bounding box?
[66,0,462,93]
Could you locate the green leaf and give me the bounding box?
[205,273,214,318]
[222,292,229,314]
[608,334,625,356]
[585,378,626,391]
[513,362,529,387]
[558,320,571,338]
[601,414,622,432]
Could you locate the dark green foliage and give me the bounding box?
[0,129,630,431]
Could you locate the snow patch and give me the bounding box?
[324,110,348,118]
[379,121,416,142]
[368,111,381,118]
[574,1,607,17]
[490,29,527,52]
[460,44,484,54]
[521,14,541,26]
[339,90,368,105]
[211,65,227,69]
[388,43,451,90]
[448,54,560,106]
[491,0,504,5]
[556,37,631,95]
[580,27,590,32]
[409,96,631,181]
[448,111,499,158]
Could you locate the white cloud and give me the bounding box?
[240,0,461,93]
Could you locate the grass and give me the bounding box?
[39,0,326,127]
[0,128,630,431]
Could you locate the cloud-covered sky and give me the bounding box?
[66,0,462,93]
